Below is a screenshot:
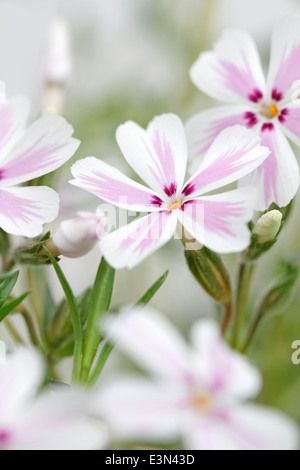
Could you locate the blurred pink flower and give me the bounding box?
[95,309,298,450]
[53,207,108,258]
[0,348,106,450]
[0,85,79,237]
[188,16,300,210]
[71,113,269,269]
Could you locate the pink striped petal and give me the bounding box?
[0,186,59,237]
[178,188,257,253]
[116,114,187,197]
[239,126,299,210]
[70,157,163,212]
[100,211,177,269]
[0,97,29,161]
[0,114,80,186]
[190,29,266,104]
[185,106,253,170]
[267,16,300,98]
[106,308,193,381]
[278,104,300,147]
[183,126,269,197]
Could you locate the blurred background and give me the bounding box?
[1,0,300,425]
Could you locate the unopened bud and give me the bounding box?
[185,246,232,306]
[53,208,108,258]
[253,210,282,244]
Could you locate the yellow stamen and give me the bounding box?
[169,201,181,211]
[270,104,279,117]
[191,393,210,411]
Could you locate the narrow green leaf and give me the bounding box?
[80,257,115,382]
[87,341,114,387]
[43,247,83,384]
[0,271,19,308]
[0,291,30,322]
[135,270,169,307]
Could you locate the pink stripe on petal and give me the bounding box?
[239,126,299,210]
[71,157,161,212]
[116,114,187,195]
[0,186,59,237]
[279,105,300,146]
[100,211,177,269]
[178,188,256,253]
[0,97,29,159]
[0,114,79,186]
[184,126,269,197]
[186,106,252,167]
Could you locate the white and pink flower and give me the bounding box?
[0,348,106,450]
[187,16,300,210]
[0,85,79,237]
[70,113,269,269]
[95,309,298,450]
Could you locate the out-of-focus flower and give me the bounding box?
[52,207,108,258]
[70,114,269,269]
[252,210,282,244]
[94,309,298,450]
[0,348,107,450]
[0,84,79,237]
[187,16,300,210]
[43,18,72,115]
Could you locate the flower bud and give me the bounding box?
[252,210,282,244]
[53,208,108,258]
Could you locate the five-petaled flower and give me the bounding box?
[0,348,107,450]
[94,309,298,450]
[187,16,300,210]
[0,85,79,237]
[70,114,269,269]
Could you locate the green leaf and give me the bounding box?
[0,229,10,256]
[0,291,30,323]
[0,271,19,308]
[80,257,115,382]
[43,247,83,383]
[135,270,169,307]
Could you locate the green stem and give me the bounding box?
[242,310,264,354]
[18,307,40,347]
[221,302,233,336]
[44,248,83,383]
[232,262,254,349]
[80,258,115,383]
[87,341,114,387]
[26,267,42,329]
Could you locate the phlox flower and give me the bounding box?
[53,207,108,258]
[0,348,107,450]
[70,113,269,269]
[0,85,79,237]
[187,16,300,210]
[94,309,298,450]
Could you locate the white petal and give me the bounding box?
[106,308,193,382]
[0,348,44,425]
[95,378,185,443]
[0,186,60,238]
[190,29,266,104]
[116,113,187,196]
[183,126,270,197]
[0,97,30,162]
[239,125,299,210]
[100,211,177,269]
[10,390,107,450]
[178,188,257,254]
